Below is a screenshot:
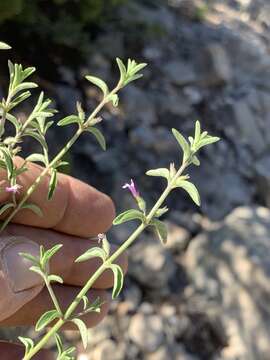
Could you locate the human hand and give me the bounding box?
[0,158,127,359]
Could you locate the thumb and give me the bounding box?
[0,236,44,322]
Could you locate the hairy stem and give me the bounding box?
[23,160,188,360]
[0,84,121,232]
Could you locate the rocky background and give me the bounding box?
[1,0,270,359]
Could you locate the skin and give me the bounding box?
[0,159,128,358]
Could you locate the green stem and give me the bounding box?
[0,83,121,233]
[44,278,63,316]
[23,160,188,360]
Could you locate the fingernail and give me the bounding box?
[1,237,43,293]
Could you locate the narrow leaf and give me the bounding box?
[0,42,11,50]
[151,219,168,244]
[116,58,127,85]
[35,309,60,331]
[48,169,58,200]
[85,127,106,151]
[85,76,109,97]
[48,274,63,284]
[26,153,46,165]
[146,168,170,180]
[75,247,106,263]
[113,209,145,225]
[175,179,201,206]
[0,203,15,216]
[172,128,191,162]
[18,337,34,355]
[21,203,43,217]
[57,115,80,126]
[72,318,88,349]
[19,252,39,265]
[41,244,63,268]
[110,264,124,299]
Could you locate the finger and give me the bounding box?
[6,224,128,289]
[0,157,115,237]
[1,285,110,329]
[0,342,54,360]
[0,236,44,322]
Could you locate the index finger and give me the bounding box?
[0,157,115,237]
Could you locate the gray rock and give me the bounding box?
[164,61,196,87]
[91,339,125,360]
[230,99,265,155]
[185,206,270,360]
[128,313,164,352]
[122,85,157,126]
[129,237,176,290]
[199,44,232,86]
[146,346,172,360]
[165,222,191,252]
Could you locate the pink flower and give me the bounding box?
[5,184,22,194]
[122,179,139,198]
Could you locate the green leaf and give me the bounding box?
[48,274,64,284]
[75,247,106,263]
[6,113,21,129]
[41,244,63,269]
[21,203,43,217]
[0,203,15,216]
[29,265,45,278]
[72,318,88,349]
[0,42,11,50]
[172,128,191,162]
[110,264,124,299]
[192,155,200,166]
[26,153,46,165]
[116,58,127,85]
[85,75,109,97]
[35,309,60,331]
[9,91,31,109]
[18,337,34,355]
[102,236,110,258]
[113,209,145,225]
[107,93,119,107]
[57,115,80,126]
[151,219,168,244]
[175,179,201,206]
[82,295,89,310]
[55,333,63,355]
[85,127,106,151]
[155,206,169,218]
[0,147,14,179]
[194,120,201,144]
[48,169,58,200]
[146,168,170,180]
[19,252,39,265]
[13,82,38,95]
[24,130,48,150]
[198,135,220,148]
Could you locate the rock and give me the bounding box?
[128,313,164,353]
[91,339,125,360]
[255,154,270,207]
[172,345,199,360]
[129,237,176,290]
[122,85,157,126]
[160,90,193,117]
[199,44,232,86]
[230,99,265,155]
[164,60,196,87]
[55,84,82,114]
[146,346,172,360]
[185,206,270,360]
[165,222,191,252]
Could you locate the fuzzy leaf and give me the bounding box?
[19,252,39,265]
[0,203,15,216]
[192,156,200,166]
[48,274,64,284]
[35,309,60,331]
[85,127,106,151]
[41,244,63,268]
[21,203,43,217]
[0,42,11,50]
[113,209,145,225]
[175,179,201,206]
[102,237,110,258]
[0,147,14,179]
[116,58,127,85]
[172,128,191,162]
[75,247,106,263]
[29,265,45,278]
[48,169,58,200]
[151,219,168,244]
[26,153,46,165]
[85,76,109,97]
[72,318,88,349]
[18,337,34,355]
[110,264,124,299]
[146,168,170,180]
[57,115,80,126]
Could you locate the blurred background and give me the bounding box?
[1,0,270,359]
